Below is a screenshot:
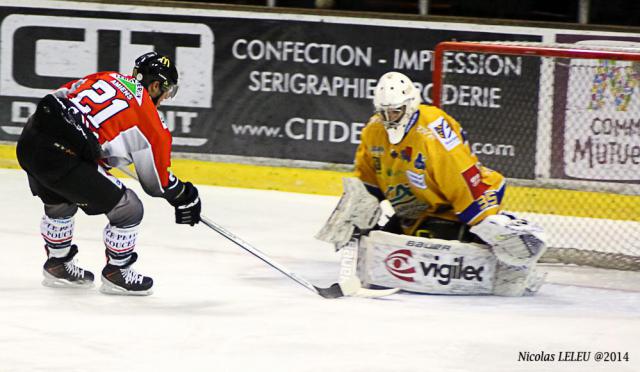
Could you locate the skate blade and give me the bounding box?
[99,276,153,296]
[42,271,94,289]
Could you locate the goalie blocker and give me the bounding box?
[316,178,547,296]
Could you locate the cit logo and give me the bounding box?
[384,249,416,282]
[0,14,213,108]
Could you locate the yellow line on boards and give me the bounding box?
[503,186,639,222]
[158,157,346,196]
[1,144,637,221]
[0,144,20,169]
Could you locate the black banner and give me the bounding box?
[0,4,541,177]
[440,53,542,179]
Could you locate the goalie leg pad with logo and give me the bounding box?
[470,213,548,296]
[359,231,497,295]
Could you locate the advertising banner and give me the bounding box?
[0,2,542,174]
[553,34,640,183]
[438,52,542,179]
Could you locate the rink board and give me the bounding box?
[1,143,635,221]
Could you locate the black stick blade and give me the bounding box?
[315,283,344,299]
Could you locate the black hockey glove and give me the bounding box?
[168,182,201,226]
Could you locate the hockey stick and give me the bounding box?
[200,215,348,298]
[200,216,398,299]
[118,167,398,299]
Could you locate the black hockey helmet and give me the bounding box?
[133,52,179,98]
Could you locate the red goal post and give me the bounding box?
[431,41,640,271]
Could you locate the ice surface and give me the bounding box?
[0,169,638,372]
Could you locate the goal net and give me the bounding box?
[431,41,640,271]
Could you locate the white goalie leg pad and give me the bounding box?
[470,213,547,267]
[471,213,548,296]
[315,177,381,249]
[359,231,497,295]
[493,262,548,296]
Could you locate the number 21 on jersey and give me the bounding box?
[70,79,129,128]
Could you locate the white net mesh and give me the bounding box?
[433,41,640,271]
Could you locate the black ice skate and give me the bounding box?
[42,245,95,288]
[100,253,153,296]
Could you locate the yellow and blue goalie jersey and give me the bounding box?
[355,104,506,234]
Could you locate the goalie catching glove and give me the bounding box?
[315,178,382,250]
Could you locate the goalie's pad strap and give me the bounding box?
[360,231,497,295]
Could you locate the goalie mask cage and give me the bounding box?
[432,41,640,271]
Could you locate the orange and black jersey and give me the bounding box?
[54,71,177,197]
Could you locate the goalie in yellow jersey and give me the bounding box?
[317,72,548,296]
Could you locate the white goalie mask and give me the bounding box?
[373,72,422,144]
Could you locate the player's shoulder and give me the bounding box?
[413,105,445,138]
[103,72,147,106]
[63,71,112,88]
[80,71,120,82]
[413,105,464,151]
[362,113,386,137]
[416,104,450,125]
[360,117,389,148]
